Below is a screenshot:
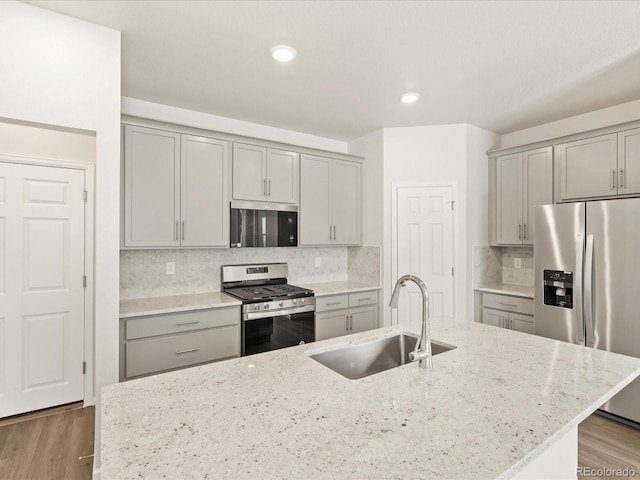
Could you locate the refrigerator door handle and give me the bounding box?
[584,234,595,347]
[575,234,585,344]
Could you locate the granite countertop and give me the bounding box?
[475,283,535,299]
[101,317,640,479]
[299,280,381,296]
[119,292,242,319]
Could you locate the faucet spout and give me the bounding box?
[389,275,432,369]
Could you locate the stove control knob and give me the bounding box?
[279,302,284,307]
[292,299,298,305]
[264,304,270,310]
[254,305,261,311]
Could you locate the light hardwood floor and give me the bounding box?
[0,407,637,479]
[0,403,94,480]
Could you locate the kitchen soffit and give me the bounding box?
[25,0,640,141]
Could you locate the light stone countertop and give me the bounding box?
[101,317,640,479]
[475,283,535,299]
[299,280,381,296]
[119,292,241,319]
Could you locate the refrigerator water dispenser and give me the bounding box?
[543,270,573,308]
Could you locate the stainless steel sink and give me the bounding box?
[309,333,455,379]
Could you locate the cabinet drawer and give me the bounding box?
[126,307,239,340]
[482,293,533,315]
[316,294,349,312]
[126,325,239,378]
[348,291,378,308]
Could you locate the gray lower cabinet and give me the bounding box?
[121,307,240,380]
[315,291,378,341]
[479,292,534,334]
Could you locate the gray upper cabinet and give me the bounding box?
[618,128,640,196]
[300,154,361,246]
[124,125,181,247]
[232,143,299,204]
[492,147,552,245]
[556,133,617,201]
[123,125,230,248]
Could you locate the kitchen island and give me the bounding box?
[101,317,640,479]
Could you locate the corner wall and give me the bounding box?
[0,2,121,476]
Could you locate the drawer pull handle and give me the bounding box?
[175,321,200,327]
[175,347,200,355]
[498,302,518,308]
[326,302,342,306]
[357,298,372,302]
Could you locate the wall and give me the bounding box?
[122,97,349,153]
[0,2,121,476]
[500,98,640,148]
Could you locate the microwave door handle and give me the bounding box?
[575,234,585,344]
[239,209,246,247]
[260,212,267,247]
[584,235,595,347]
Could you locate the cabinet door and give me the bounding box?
[300,155,332,245]
[349,306,377,335]
[181,135,230,247]
[266,149,299,203]
[124,125,180,247]
[618,128,640,196]
[315,311,348,341]
[496,153,523,245]
[510,313,534,334]
[482,308,507,329]
[522,147,553,245]
[332,160,361,245]
[557,134,617,200]
[232,143,266,201]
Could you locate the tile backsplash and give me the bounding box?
[120,246,381,299]
[474,246,533,287]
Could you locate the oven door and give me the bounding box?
[242,310,315,356]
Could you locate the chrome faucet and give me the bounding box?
[389,275,432,369]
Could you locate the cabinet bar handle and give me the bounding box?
[357,298,372,302]
[329,225,332,240]
[333,225,336,240]
[175,320,200,326]
[518,224,522,239]
[175,220,179,240]
[326,302,342,306]
[268,179,271,196]
[263,179,266,196]
[175,347,200,355]
[498,301,518,308]
[523,224,527,240]
[612,169,617,190]
[620,168,625,189]
[182,220,185,240]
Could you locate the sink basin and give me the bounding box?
[309,333,455,379]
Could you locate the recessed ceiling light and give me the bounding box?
[400,92,421,104]
[271,45,297,63]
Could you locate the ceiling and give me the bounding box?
[25,0,640,141]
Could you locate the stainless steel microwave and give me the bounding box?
[230,201,298,247]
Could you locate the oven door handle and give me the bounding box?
[243,304,315,321]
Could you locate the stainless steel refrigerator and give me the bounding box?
[534,198,640,426]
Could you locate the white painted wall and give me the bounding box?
[122,97,349,153]
[0,2,120,476]
[382,125,467,324]
[501,98,640,148]
[465,125,501,317]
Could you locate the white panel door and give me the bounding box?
[181,135,230,247]
[496,153,523,245]
[523,147,553,245]
[299,155,332,245]
[0,162,85,418]
[618,128,640,195]
[395,186,454,326]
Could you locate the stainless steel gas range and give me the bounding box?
[221,263,315,356]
